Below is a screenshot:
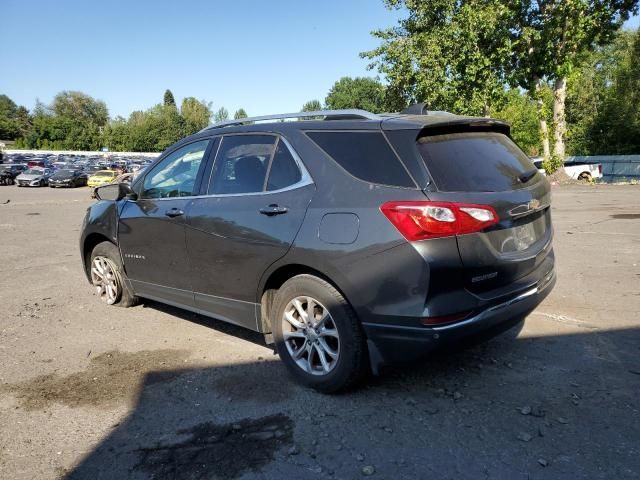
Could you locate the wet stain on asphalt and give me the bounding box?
[1,349,191,410]
[133,414,294,480]
[610,213,640,219]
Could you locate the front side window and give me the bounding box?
[208,135,276,194]
[141,140,209,198]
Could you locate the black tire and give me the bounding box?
[578,172,592,182]
[271,274,368,393]
[89,241,138,307]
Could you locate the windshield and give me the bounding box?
[95,171,115,177]
[24,169,44,175]
[57,170,76,178]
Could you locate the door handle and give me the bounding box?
[259,204,288,216]
[165,208,185,218]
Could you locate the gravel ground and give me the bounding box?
[0,184,639,480]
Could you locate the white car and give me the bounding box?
[532,158,603,181]
[16,168,53,187]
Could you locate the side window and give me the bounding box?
[141,140,209,199]
[208,135,276,194]
[305,131,415,187]
[267,140,302,191]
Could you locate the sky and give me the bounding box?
[2,0,638,120]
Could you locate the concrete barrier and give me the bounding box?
[566,155,640,179]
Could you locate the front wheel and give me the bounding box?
[90,241,138,307]
[272,274,368,393]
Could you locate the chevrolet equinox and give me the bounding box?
[80,106,556,392]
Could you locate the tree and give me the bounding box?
[362,1,512,116]
[509,0,639,159]
[324,77,388,113]
[569,29,640,154]
[494,89,543,156]
[181,97,212,134]
[23,91,107,150]
[213,107,229,123]
[234,108,248,119]
[0,94,32,141]
[163,89,176,108]
[301,100,322,112]
[51,91,108,126]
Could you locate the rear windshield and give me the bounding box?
[306,131,415,187]
[417,132,538,192]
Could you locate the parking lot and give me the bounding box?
[0,184,638,480]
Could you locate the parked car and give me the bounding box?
[80,107,556,392]
[87,170,118,188]
[16,168,53,187]
[0,164,27,185]
[532,158,603,181]
[90,173,135,198]
[49,169,88,188]
[27,159,48,169]
[563,161,603,181]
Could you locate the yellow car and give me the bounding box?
[88,170,118,188]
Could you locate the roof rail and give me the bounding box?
[201,109,380,131]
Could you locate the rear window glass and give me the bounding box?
[417,132,538,192]
[306,131,414,187]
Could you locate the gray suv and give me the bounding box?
[80,107,555,392]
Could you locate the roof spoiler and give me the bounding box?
[400,103,455,116]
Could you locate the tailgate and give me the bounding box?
[416,130,554,293]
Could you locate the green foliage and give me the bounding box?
[0,94,31,140]
[365,0,639,155]
[596,28,640,154]
[51,91,108,126]
[301,100,322,112]
[362,1,512,115]
[543,155,565,175]
[493,90,541,156]
[234,108,248,119]
[213,107,229,123]
[163,89,176,107]
[324,77,387,113]
[181,97,212,134]
[23,92,108,150]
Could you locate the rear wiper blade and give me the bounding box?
[518,169,538,184]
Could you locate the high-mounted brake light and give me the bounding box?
[380,201,499,241]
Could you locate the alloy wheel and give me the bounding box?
[282,296,340,375]
[91,256,120,305]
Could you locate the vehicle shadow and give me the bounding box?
[141,299,268,348]
[62,322,640,480]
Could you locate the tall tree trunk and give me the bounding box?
[553,76,567,159]
[534,78,551,159]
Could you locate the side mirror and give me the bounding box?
[94,182,137,201]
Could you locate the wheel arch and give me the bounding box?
[82,234,118,281]
[258,263,353,334]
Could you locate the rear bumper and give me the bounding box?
[362,268,556,371]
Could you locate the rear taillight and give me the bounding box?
[598,164,602,174]
[380,201,499,241]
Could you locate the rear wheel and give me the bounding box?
[90,241,138,307]
[272,274,368,393]
[578,172,592,182]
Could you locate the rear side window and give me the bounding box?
[417,132,538,192]
[267,140,302,191]
[306,131,415,187]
